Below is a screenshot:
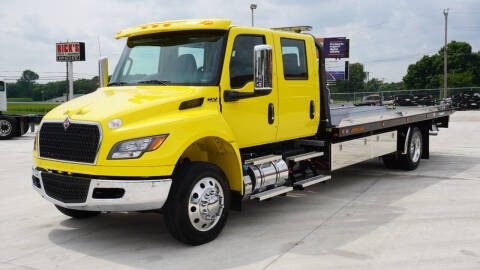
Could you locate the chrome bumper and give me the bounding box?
[32,167,172,212]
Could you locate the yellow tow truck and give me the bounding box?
[32,19,452,245]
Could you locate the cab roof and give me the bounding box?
[115,19,232,39]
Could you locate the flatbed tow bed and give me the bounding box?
[328,103,452,138]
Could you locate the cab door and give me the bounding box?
[274,34,319,141]
[220,27,278,148]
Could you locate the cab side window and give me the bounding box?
[281,38,308,80]
[229,35,265,88]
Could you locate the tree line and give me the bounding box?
[332,41,480,93]
[4,41,480,99]
[6,71,99,101]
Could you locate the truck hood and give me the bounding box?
[44,86,218,124]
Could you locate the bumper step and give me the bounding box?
[294,175,331,189]
[251,186,293,201]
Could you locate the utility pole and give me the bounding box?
[250,4,257,27]
[65,62,69,102]
[443,8,449,99]
[68,61,74,101]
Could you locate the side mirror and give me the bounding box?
[98,57,109,88]
[253,44,273,93]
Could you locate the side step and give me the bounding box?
[293,175,331,189]
[286,151,324,163]
[251,186,293,201]
[430,123,439,136]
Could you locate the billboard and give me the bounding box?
[323,37,349,58]
[325,60,349,81]
[56,42,85,62]
[326,71,345,80]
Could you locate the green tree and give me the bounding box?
[16,70,39,98]
[334,62,366,93]
[403,41,480,89]
[365,78,383,91]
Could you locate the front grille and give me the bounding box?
[42,173,91,203]
[39,122,101,164]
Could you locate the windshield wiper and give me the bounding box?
[108,81,128,86]
[137,80,170,86]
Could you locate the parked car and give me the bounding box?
[393,94,416,106]
[451,91,480,110]
[413,92,436,106]
[362,94,382,106]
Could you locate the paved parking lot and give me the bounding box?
[1,111,479,270]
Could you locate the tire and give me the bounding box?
[382,153,399,169]
[398,127,423,170]
[55,205,100,219]
[164,161,231,245]
[21,118,29,135]
[0,116,18,140]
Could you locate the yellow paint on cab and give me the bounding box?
[35,20,322,195]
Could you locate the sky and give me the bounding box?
[0,0,479,83]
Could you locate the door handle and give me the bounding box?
[268,103,274,124]
[310,100,315,119]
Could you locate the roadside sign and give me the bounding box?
[56,42,85,62]
[326,71,345,80]
[322,38,349,58]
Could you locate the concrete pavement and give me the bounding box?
[1,111,479,270]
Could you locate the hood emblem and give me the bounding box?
[63,116,71,131]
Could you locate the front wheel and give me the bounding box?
[164,162,230,245]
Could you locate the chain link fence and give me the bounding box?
[330,87,480,108]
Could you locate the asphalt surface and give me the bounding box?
[1,111,479,270]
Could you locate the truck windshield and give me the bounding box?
[0,82,4,92]
[110,30,226,86]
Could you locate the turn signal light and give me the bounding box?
[147,136,168,151]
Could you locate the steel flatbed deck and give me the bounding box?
[328,103,453,138]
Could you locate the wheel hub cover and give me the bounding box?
[188,177,224,231]
[0,120,12,136]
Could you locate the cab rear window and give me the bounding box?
[280,38,308,80]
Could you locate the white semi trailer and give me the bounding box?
[0,80,42,140]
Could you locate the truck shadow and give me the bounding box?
[47,155,478,270]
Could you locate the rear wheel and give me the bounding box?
[398,127,423,170]
[0,116,18,140]
[382,127,423,171]
[164,162,230,245]
[55,205,100,219]
[382,153,398,169]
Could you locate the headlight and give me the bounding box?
[108,135,168,159]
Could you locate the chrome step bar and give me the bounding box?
[286,151,324,163]
[293,175,331,189]
[250,186,293,201]
[245,154,282,166]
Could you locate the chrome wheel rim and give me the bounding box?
[410,132,422,163]
[0,120,12,137]
[188,177,224,232]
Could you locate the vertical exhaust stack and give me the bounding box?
[98,57,109,88]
